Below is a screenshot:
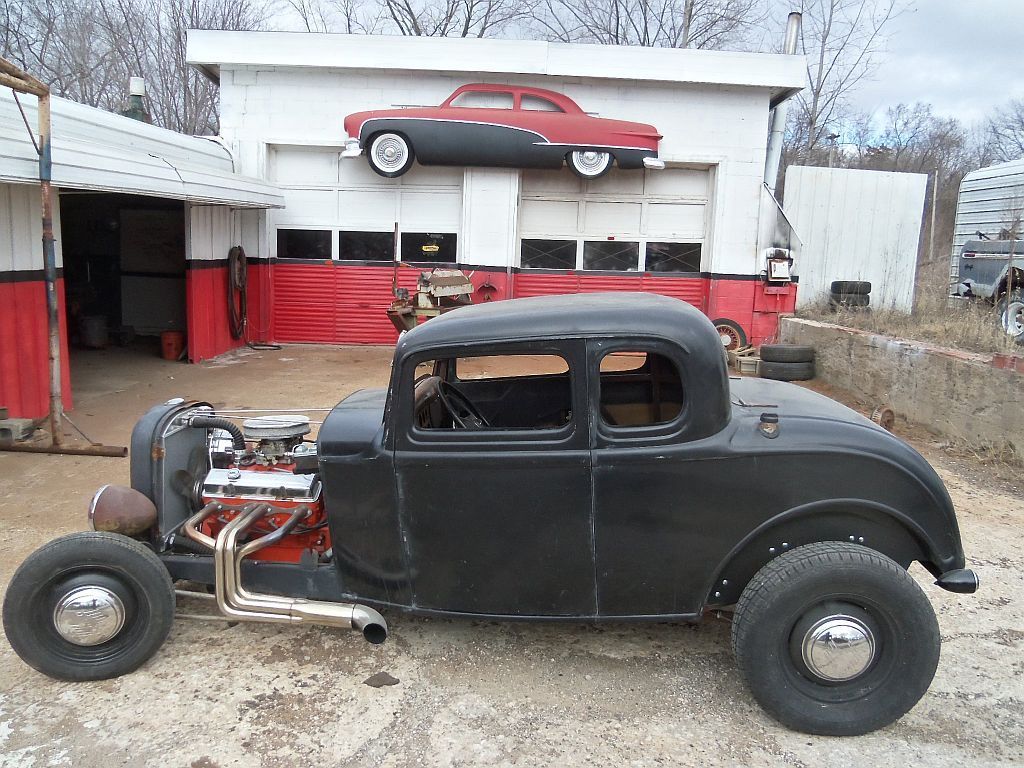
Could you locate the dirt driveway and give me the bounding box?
[1,344,1022,767]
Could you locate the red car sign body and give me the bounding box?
[343,83,664,179]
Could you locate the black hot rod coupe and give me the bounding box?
[3,293,977,736]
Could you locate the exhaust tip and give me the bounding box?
[363,623,387,645]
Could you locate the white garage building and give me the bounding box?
[187,32,804,346]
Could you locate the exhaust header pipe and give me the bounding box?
[182,502,388,644]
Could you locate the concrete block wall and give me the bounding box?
[780,317,1024,461]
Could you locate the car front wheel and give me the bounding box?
[568,149,613,179]
[2,531,175,681]
[731,541,940,736]
[368,132,415,177]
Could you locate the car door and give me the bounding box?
[589,338,716,618]
[393,340,596,617]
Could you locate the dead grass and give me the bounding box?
[800,289,1021,356]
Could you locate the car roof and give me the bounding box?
[446,83,582,113]
[395,292,716,354]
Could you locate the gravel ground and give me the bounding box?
[0,343,1021,767]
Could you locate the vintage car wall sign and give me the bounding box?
[342,83,664,179]
[2,293,978,737]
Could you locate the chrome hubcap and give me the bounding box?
[372,135,408,171]
[801,614,876,682]
[572,150,610,175]
[1002,300,1024,337]
[53,586,126,646]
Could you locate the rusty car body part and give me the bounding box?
[87,485,158,536]
[871,406,896,431]
[387,267,474,333]
[182,499,388,644]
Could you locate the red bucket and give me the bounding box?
[160,330,185,361]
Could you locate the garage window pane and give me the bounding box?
[521,239,577,270]
[277,229,331,260]
[339,231,394,261]
[645,242,701,273]
[582,241,639,271]
[402,233,457,263]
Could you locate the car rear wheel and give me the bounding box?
[731,541,940,736]
[2,532,175,681]
[568,150,613,179]
[368,132,415,178]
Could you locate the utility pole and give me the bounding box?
[0,56,63,446]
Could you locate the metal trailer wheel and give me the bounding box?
[368,132,415,178]
[568,150,613,179]
[731,542,940,736]
[998,289,1024,343]
[712,318,747,351]
[2,532,175,681]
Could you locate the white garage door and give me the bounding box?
[518,167,709,273]
[269,147,463,263]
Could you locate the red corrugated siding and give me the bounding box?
[641,275,707,311]
[0,277,72,419]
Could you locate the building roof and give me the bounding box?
[187,31,806,108]
[0,90,284,208]
[395,291,718,353]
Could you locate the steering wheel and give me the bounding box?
[437,380,490,429]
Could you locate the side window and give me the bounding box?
[412,353,572,431]
[599,351,683,427]
[520,95,563,112]
[448,91,514,109]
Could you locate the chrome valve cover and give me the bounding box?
[202,467,321,502]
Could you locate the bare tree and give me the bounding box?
[532,0,764,49]
[379,0,530,37]
[987,99,1024,164]
[789,0,903,159]
[1,0,271,133]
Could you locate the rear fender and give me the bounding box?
[704,500,935,607]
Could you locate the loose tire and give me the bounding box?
[712,318,747,351]
[829,292,870,309]
[732,542,940,736]
[759,343,815,364]
[367,132,415,178]
[568,150,613,179]
[998,288,1024,344]
[759,360,814,381]
[830,280,871,295]
[2,532,175,681]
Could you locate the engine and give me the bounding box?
[198,415,330,563]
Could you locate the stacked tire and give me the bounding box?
[829,280,871,310]
[759,343,815,381]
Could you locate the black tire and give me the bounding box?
[830,280,871,295]
[829,292,870,309]
[2,532,175,681]
[366,132,415,178]
[997,288,1024,343]
[712,318,747,351]
[759,360,814,381]
[759,343,815,363]
[732,542,940,736]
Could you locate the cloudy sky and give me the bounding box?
[852,0,1024,124]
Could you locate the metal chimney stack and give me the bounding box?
[763,12,801,194]
[121,77,151,123]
